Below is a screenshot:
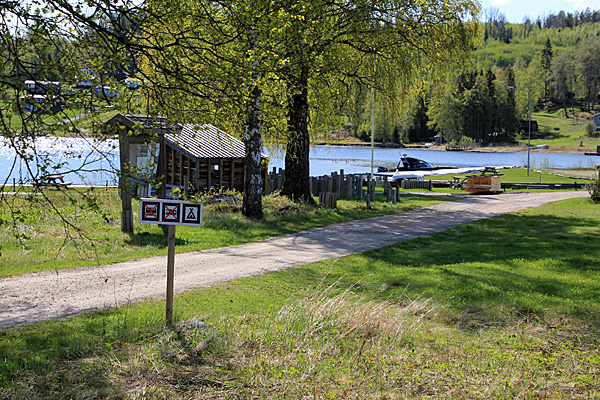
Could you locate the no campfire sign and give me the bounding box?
[140,198,203,227]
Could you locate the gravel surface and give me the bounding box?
[0,191,588,329]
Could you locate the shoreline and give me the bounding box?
[311,141,599,155]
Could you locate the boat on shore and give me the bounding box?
[377,154,437,172]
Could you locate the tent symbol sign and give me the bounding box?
[140,199,203,227]
[183,204,201,225]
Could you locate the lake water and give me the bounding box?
[268,146,600,177]
[0,137,119,186]
[1,138,598,185]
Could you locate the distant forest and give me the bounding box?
[348,8,600,146]
[485,8,600,44]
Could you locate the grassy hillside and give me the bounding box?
[526,108,600,152]
[475,22,600,70]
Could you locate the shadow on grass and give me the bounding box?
[2,206,599,396]
[125,230,187,248]
[318,212,600,327]
[534,128,567,140]
[0,311,131,398]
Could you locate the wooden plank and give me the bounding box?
[465,184,492,189]
[178,152,183,187]
[195,159,200,192]
[231,159,235,189]
[158,136,167,199]
[186,155,191,191]
[170,147,176,185]
[219,158,223,189]
[207,159,212,189]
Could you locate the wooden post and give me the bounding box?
[370,179,376,202]
[358,176,363,201]
[346,175,353,200]
[166,225,176,326]
[195,159,200,193]
[317,177,323,196]
[158,137,167,200]
[119,131,133,234]
[185,155,191,189]
[319,192,337,209]
[395,186,399,204]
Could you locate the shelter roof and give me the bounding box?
[104,114,180,135]
[104,114,247,160]
[166,124,245,160]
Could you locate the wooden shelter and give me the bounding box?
[104,113,264,232]
[164,122,247,194]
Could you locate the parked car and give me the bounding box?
[124,77,141,90]
[24,80,61,95]
[19,94,65,114]
[94,86,118,98]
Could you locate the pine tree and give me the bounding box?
[541,38,554,100]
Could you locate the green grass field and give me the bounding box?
[428,166,593,184]
[529,108,600,152]
[0,196,598,399]
[0,188,450,278]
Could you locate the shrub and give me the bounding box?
[585,122,597,137]
[586,174,600,203]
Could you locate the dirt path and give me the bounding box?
[0,191,589,329]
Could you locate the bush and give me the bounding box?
[587,174,600,203]
[585,122,597,137]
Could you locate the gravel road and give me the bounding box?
[0,191,588,329]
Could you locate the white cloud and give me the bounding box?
[559,0,600,11]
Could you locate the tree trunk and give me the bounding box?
[242,84,263,218]
[281,63,312,203]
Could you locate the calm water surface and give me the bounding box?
[1,138,598,185]
[268,146,600,177]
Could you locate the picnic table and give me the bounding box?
[36,174,72,189]
[452,167,504,190]
[452,176,466,190]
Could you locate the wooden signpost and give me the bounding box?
[140,198,203,325]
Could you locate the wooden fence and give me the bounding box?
[265,168,427,208]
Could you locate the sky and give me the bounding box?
[479,0,600,23]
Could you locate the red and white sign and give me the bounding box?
[140,198,203,227]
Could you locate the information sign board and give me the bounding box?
[140,198,203,227]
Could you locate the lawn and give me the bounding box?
[0,194,598,399]
[522,108,600,153]
[0,187,450,278]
